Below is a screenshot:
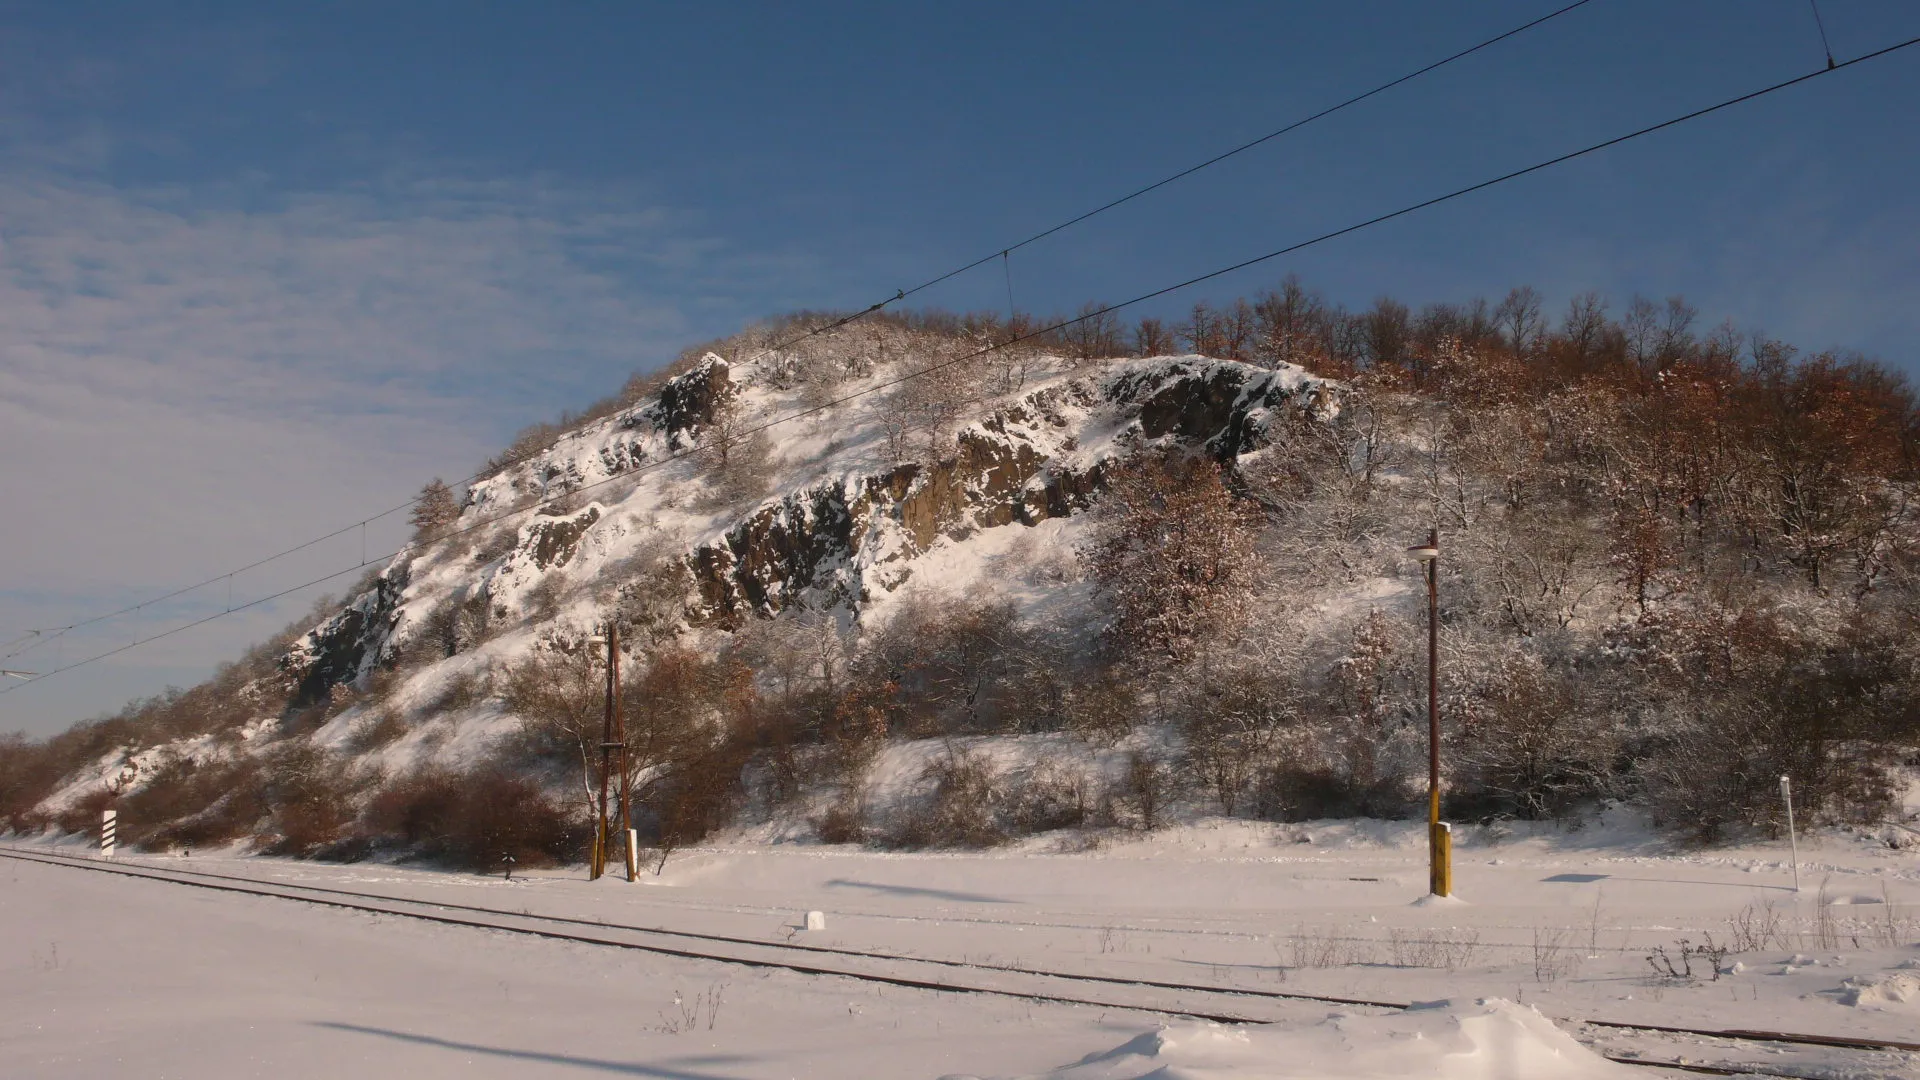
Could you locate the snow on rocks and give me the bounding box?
[978,1000,1633,1080]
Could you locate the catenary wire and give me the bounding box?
[1,1,1599,658]
[6,32,1917,695]
[891,0,1600,303]
[0,297,900,667]
[1809,0,1838,69]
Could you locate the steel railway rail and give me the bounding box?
[7,845,1914,1078]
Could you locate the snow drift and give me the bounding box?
[970,999,1634,1080]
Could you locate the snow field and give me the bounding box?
[10,817,1920,1077]
[0,856,1132,1079]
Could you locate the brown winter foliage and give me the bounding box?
[8,279,1917,856]
[1082,449,1261,665]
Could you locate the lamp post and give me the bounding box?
[1407,529,1451,898]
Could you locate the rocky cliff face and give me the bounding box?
[279,566,410,707]
[278,352,1332,721]
[684,359,1331,626]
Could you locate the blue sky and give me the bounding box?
[3,0,1917,737]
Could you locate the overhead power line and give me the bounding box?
[1809,0,1838,69]
[893,0,1599,303]
[8,30,1915,697]
[0,292,901,667]
[1,0,1596,661]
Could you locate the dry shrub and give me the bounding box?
[1727,897,1790,952]
[0,734,60,832]
[51,788,116,836]
[140,758,270,851]
[1447,648,1612,821]
[1389,927,1482,969]
[1081,448,1261,665]
[347,709,409,752]
[851,591,1039,737]
[1064,674,1138,747]
[118,752,230,845]
[523,576,565,623]
[360,764,588,870]
[1116,750,1174,831]
[644,740,751,851]
[1289,925,1378,968]
[1008,760,1098,833]
[260,744,366,857]
[1252,762,1411,823]
[813,791,869,844]
[886,749,1005,849]
[424,667,491,718]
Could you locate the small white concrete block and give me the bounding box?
[804,910,826,931]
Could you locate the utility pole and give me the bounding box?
[1408,530,1451,897]
[590,625,613,880]
[589,621,629,882]
[610,622,634,882]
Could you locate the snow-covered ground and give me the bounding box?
[6,819,1919,1078]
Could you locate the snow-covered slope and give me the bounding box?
[27,313,1916,858]
[277,349,1331,775]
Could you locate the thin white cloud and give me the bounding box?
[0,167,795,737]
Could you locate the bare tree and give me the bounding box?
[1133,317,1176,357]
[697,391,772,502]
[503,644,609,827]
[1494,286,1544,357]
[1218,298,1257,362]
[1622,295,1659,370]
[1253,275,1321,369]
[1179,302,1222,356]
[1362,297,1411,369]
[1560,292,1609,364]
[1655,295,1698,364]
[883,341,980,460]
[1062,302,1123,366]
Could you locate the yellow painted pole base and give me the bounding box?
[1429,821,1453,897]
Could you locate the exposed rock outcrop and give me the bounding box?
[642,354,731,451]
[524,506,602,570]
[279,566,408,707]
[683,358,1328,624]
[280,355,1331,695]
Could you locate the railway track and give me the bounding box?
[7,845,1914,1078]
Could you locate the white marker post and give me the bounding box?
[1780,775,1799,892]
[100,809,117,859]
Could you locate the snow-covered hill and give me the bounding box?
[294,349,1327,704]
[14,308,1919,863]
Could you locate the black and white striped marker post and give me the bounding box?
[100,809,117,858]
